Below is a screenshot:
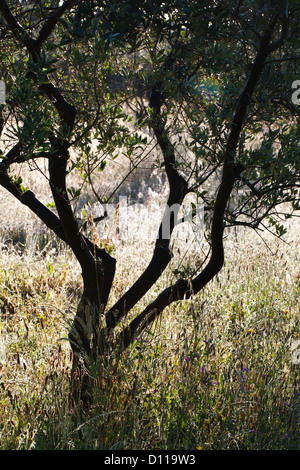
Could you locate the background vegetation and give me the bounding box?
[0,188,298,449]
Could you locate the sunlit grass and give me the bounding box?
[0,198,299,450]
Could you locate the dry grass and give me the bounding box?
[0,186,299,450]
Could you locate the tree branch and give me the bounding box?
[116,14,284,350]
[0,158,116,302]
[36,0,77,48]
[0,0,39,57]
[105,85,188,329]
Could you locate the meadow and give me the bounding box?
[0,185,299,450]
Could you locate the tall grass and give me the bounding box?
[0,190,299,450]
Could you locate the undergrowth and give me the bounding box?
[0,207,299,450]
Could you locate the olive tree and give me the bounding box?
[0,0,299,402]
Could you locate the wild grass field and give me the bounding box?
[0,185,299,450]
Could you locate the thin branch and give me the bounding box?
[0,0,39,57]
[265,55,300,64]
[36,0,77,48]
[268,14,288,53]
